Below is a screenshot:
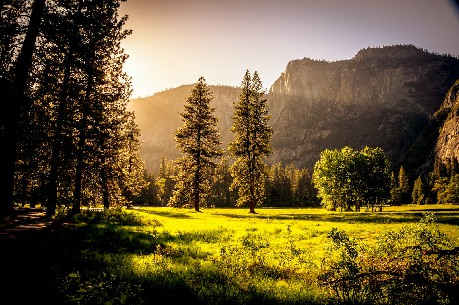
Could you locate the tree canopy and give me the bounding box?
[313,146,391,211]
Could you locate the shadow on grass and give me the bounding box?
[135,208,193,219]
[37,224,320,305]
[403,208,459,213]
[212,212,459,225]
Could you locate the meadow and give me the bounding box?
[47,204,459,305]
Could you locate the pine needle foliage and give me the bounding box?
[229,70,272,213]
[169,77,222,211]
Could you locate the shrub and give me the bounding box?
[58,271,144,305]
[319,213,459,304]
[55,207,161,227]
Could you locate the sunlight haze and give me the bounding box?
[120,0,459,97]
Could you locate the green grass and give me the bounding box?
[54,204,459,305]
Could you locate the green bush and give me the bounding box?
[55,207,161,227]
[319,213,458,304]
[58,271,144,305]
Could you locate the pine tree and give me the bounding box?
[398,166,410,204]
[2,0,45,216]
[70,0,136,213]
[210,157,235,207]
[229,70,272,213]
[411,176,425,205]
[156,158,176,205]
[169,77,222,211]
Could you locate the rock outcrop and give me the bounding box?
[435,80,459,168]
[269,45,459,168]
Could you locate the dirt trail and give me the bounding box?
[1,208,59,305]
[0,208,51,240]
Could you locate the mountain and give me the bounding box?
[269,45,459,169]
[129,85,240,172]
[130,45,459,172]
[434,80,459,169]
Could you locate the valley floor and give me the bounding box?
[2,204,458,305]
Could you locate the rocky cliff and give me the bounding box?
[435,80,459,168]
[131,45,459,172]
[269,45,459,168]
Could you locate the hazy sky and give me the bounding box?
[120,0,459,97]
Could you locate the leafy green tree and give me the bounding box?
[411,176,425,204]
[313,148,350,211]
[313,146,390,211]
[229,70,272,213]
[361,147,391,211]
[169,77,222,211]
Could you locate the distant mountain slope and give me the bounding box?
[129,85,239,172]
[131,45,459,172]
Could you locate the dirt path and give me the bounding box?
[0,208,51,240]
[1,208,59,304]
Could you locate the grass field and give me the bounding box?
[47,204,458,305]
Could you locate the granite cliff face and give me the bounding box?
[131,45,459,172]
[435,80,459,167]
[268,45,459,168]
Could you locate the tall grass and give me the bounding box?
[54,205,459,305]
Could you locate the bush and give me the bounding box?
[58,271,144,305]
[55,207,161,227]
[319,213,459,304]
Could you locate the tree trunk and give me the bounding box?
[193,128,201,212]
[73,64,94,215]
[101,167,110,209]
[3,0,45,216]
[73,154,83,214]
[249,201,256,214]
[47,50,73,216]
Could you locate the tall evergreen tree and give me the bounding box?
[210,157,235,207]
[157,158,176,205]
[229,70,272,213]
[398,166,410,203]
[69,0,137,213]
[169,77,222,211]
[412,176,425,204]
[2,0,45,216]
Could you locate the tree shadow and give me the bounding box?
[135,208,193,219]
[8,223,319,305]
[212,212,459,225]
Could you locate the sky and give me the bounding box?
[120,0,459,98]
